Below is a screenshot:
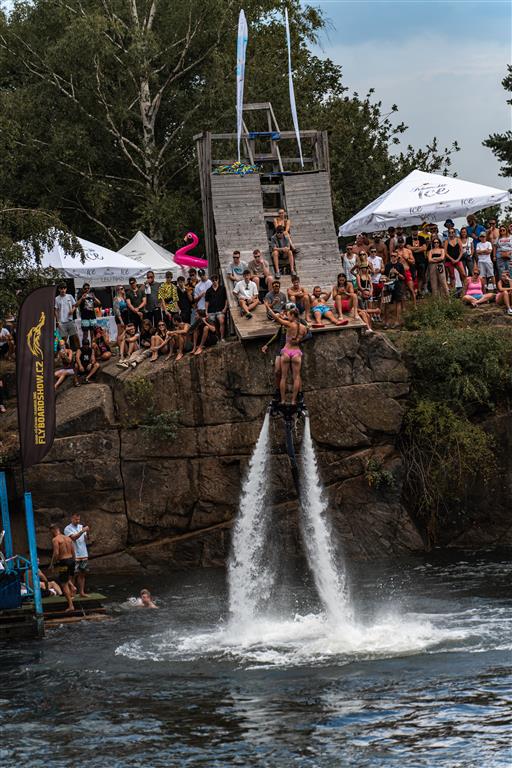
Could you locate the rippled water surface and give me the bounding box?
[1,552,511,767]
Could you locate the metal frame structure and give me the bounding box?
[194,102,330,273]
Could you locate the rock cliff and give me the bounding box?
[23,329,425,569]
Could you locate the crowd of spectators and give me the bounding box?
[1,212,511,408]
[338,215,512,327]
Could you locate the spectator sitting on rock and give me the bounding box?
[496,270,512,315]
[233,269,259,319]
[191,310,218,355]
[166,315,190,361]
[177,275,192,324]
[309,286,348,328]
[93,326,112,362]
[205,274,227,343]
[286,275,310,316]
[150,320,170,361]
[54,343,75,390]
[117,322,140,368]
[264,280,287,320]
[227,251,248,285]
[139,318,155,351]
[75,338,99,385]
[248,249,273,292]
[271,225,294,278]
[462,267,495,308]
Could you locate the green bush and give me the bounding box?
[365,457,396,490]
[401,399,495,545]
[405,326,512,411]
[123,378,179,442]
[403,297,464,331]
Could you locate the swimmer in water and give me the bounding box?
[139,589,158,609]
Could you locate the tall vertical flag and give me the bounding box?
[236,9,248,163]
[16,285,56,470]
[285,8,303,168]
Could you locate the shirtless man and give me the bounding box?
[370,234,388,265]
[50,524,76,612]
[287,275,310,316]
[309,286,348,327]
[351,234,367,256]
[393,238,416,308]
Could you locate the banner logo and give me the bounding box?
[27,311,45,359]
[412,183,450,199]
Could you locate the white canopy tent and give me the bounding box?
[35,236,149,287]
[339,170,510,236]
[118,231,182,280]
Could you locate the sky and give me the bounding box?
[307,0,512,189]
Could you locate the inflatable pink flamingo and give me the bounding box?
[174,232,208,269]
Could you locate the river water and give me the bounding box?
[1,552,511,768]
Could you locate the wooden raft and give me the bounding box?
[211,171,364,340]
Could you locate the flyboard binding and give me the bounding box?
[268,391,307,494]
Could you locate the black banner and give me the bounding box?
[16,285,57,469]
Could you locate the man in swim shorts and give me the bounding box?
[50,524,76,612]
[309,286,348,327]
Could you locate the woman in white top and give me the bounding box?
[342,246,358,288]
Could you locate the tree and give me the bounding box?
[484,65,512,179]
[0,0,459,251]
[0,204,81,316]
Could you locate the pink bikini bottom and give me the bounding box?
[281,346,303,359]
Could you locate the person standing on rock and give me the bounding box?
[64,513,90,598]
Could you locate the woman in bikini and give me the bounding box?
[444,228,465,286]
[266,306,306,405]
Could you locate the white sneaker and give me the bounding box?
[507,308,512,315]
[0,405,6,414]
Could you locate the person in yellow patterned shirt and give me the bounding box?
[158,271,179,321]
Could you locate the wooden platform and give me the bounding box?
[211,170,364,340]
[0,592,109,639]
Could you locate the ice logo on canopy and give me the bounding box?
[410,206,424,215]
[83,248,105,262]
[461,198,475,207]
[412,183,450,199]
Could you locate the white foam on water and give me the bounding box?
[115,609,471,667]
[115,414,504,668]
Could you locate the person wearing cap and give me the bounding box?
[264,280,287,320]
[233,269,259,319]
[466,215,486,251]
[193,269,212,312]
[442,219,460,241]
[475,231,495,288]
[271,225,294,278]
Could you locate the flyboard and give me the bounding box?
[268,393,307,494]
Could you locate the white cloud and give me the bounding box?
[321,36,511,189]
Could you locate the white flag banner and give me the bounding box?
[236,9,248,163]
[285,8,303,168]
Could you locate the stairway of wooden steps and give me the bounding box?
[212,170,364,339]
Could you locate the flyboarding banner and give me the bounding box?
[16,285,56,469]
[236,9,248,163]
[285,8,303,168]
